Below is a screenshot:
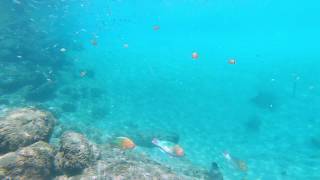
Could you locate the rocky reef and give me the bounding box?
[54,131,100,175]
[0,107,212,179]
[54,143,208,180]
[0,0,84,110]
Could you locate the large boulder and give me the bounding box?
[54,132,100,175]
[0,108,56,154]
[0,141,55,180]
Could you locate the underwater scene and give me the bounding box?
[0,0,319,179]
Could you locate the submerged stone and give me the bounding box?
[0,108,56,154]
[0,141,55,180]
[55,131,100,175]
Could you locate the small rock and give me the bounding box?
[0,141,55,180]
[0,108,56,154]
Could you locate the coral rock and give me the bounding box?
[54,146,208,180]
[0,141,55,180]
[0,108,56,154]
[55,132,100,175]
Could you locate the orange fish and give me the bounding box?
[192,52,199,60]
[228,58,236,64]
[173,145,185,157]
[152,138,185,157]
[114,137,135,150]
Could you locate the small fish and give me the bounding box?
[60,48,67,52]
[80,71,87,77]
[228,58,236,64]
[91,39,98,46]
[192,52,199,59]
[223,151,248,172]
[153,25,160,31]
[123,43,129,48]
[152,138,185,157]
[113,137,135,150]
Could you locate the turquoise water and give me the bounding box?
[1,0,320,179]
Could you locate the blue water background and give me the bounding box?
[2,0,320,179]
[66,0,320,179]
